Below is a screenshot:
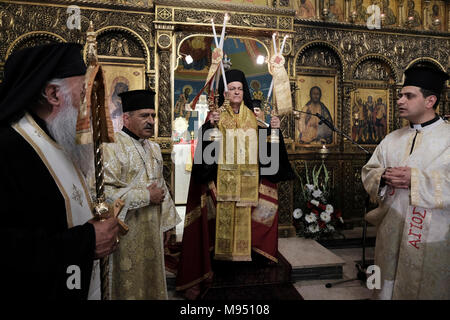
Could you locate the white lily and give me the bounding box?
[305,213,317,223]
[312,189,322,198]
[293,208,303,219]
[326,204,334,214]
[310,199,319,207]
[320,211,331,223]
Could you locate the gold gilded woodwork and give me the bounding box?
[0,0,449,230]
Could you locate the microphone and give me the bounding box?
[295,110,314,116]
[296,109,334,130]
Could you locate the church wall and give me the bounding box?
[0,0,448,236]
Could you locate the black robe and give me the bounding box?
[0,119,96,300]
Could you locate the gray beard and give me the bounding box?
[46,94,94,179]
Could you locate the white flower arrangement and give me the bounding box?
[293,161,344,240]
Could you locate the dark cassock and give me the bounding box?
[0,44,98,299]
[176,69,294,299]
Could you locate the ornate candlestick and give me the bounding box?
[319,144,330,160]
[206,90,224,141]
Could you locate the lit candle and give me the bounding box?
[210,19,220,91]
[272,33,278,55]
[219,13,229,48]
[319,144,329,153]
[267,79,274,102]
[211,19,219,47]
[219,14,229,92]
[267,33,278,102]
[280,34,288,55]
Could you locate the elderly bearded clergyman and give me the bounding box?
[0,43,120,300]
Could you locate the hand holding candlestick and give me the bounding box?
[263,100,280,144]
[207,90,225,141]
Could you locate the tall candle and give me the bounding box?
[280,35,288,55]
[210,19,220,91]
[272,33,278,55]
[267,33,278,102]
[219,13,229,91]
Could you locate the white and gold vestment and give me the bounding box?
[103,130,180,300]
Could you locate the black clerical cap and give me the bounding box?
[218,69,253,110]
[0,43,87,124]
[119,90,155,112]
[403,66,449,95]
[252,99,262,109]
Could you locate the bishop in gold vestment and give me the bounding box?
[102,90,180,299]
[362,66,449,299]
[176,69,294,299]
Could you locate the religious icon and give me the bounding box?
[404,0,422,28]
[328,0,344,22]
[354,0,367,23]
[381,0,397,26]
[426,1,445,31]
[217,0,269,5]
[295,0,316,19]
[295,75,336,145]
[351,88,389,145]
[101,63,146,131]
[179,36,213,73]
[250,80,264,101]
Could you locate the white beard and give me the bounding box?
[46,92,94,179]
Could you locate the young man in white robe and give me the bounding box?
[102,90,181,299]
[362,66,449,300]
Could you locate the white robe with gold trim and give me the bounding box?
[362,118,450,300]
[103,131,180,300]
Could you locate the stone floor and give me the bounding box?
[171,206,376,300]
[168,237,376,300]
[293,246,375,300]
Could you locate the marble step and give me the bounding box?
[167,237,347,291]
[278,237,346,281]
